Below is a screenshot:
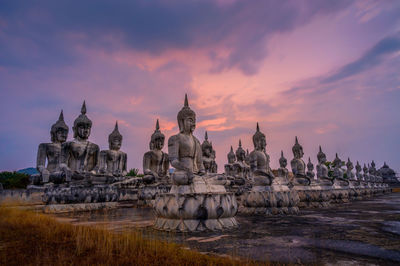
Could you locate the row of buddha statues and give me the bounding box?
[31,101,128,185]
[32,100,394,191]
[223,130,389,189]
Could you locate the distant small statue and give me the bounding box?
[224,146,236,176]
[306,157,315,180]
[332,153,349,186]
[316,146,333,186]
[290,137,309,185]
[363,164,370,182]
[143,119,169,184]
[355,161,363,181]
[275,151,290,185]
[249,123,274,186]
[202,131,217,174]
[99,121,127,179]
[233,139,250,179]
[31,110,69,185]
[346,158,356,180]
[60,101,101,182]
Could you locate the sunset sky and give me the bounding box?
[1,0,400,173]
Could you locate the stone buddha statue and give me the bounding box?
[233,139,249,180]
[201,131,217,174]
[363,163,370,182]
[306,157,315,180]
[154,94,238,232]
[275,151,290,185]
[346,158,356,180]
[316,146,333,186]
[224,146,236,176]
[168,94,207,189]
[249,123,274,186]
[60,101,101,182]
[369,161,377,183]
[290,137,309,185]
[31,110,69,185]
[245,149,250,166]
[355,161,363,181]
[142,119,170,184]
[99,121,127,179]
[332,153,349,186]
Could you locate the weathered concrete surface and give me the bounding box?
[51,193,400,264]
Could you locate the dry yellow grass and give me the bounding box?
[0,205,257,266]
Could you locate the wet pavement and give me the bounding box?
[51,193,400,265]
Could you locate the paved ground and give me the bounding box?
[52,193,400,265]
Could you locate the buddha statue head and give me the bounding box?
[363,163,368,174]
[151,119,165,151]
[307,157,314,172]
[371,160,376,170]
[346,158,354,171]
[50,110,69,143]
[227,146,236,164]
[356,161,361,173]
[235,139,246,162]
[292,136,304,159]
[73,101,92,140]
[332,153,342,168]
[108,121,123,151]
[202,131,213,158]
[279,150,287,168]
[177,94,196,134]
[252,122,266,151]
[317,146,327,164]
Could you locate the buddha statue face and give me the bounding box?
[50,110,69,143]
[54,128,68,143]
[236,149,246,162]
[317,146,327,164]
[180,117,196,134]
[203,146,212,157]
[356,162,361,172]
[253,135,266,151]
[109,137,122,151]
[346,160,353,171]
[74,122,91,140]
[152,135,165,150]
[292,137,303,159]
[279,156,287,168]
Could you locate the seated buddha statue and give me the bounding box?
[224,146,236,177]
[355,161,363,181]
[99,121,127,180]
[60,101,101,183]
[306,157,316,181]
[369,161,377,183]
[316,146,333,186]
[201,131,218,174]
[168,95,226,194]
[233,140,249,179]
[332,153,349,187]
[346,158,356,181]
[31,110,69,185]
[363,163,370,182]
[290,137,309,185]
[249,123,275,186]
[274,151,290,186]
[142,119,170,184]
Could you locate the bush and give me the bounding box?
[0,171,30,189]
[127,168,139,177]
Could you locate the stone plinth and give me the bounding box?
[294,184,332,208]
[240,185,299,215]
[154,177,238,232]
[43,184,119,204]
